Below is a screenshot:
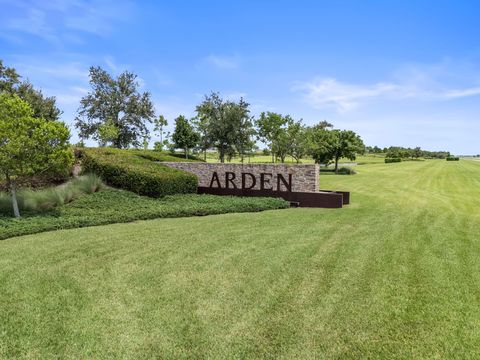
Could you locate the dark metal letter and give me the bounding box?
[260,173,273,190]
[276,173,292,192]
[241,172,256,190]
[225,172,237,189]
[209,172,221,188]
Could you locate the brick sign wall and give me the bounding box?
[162,162,320,193]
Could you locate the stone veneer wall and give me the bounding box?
[162,162,320,193]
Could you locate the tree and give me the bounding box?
[256,112,287,163]
[0,59,62,121]
[191,114,211,161]
[256,113,306,163]
[172,115,199,159]
[287,120,307,163]
[412,146,422,158]
[97,119,119,147]
[306,126,364,173]
[273,128,290,163]
[142,134,150,150]
[75,66,155,148]
[306,126,335,166]
[153,115,168,150]
[231,99,256,163]
[315,120,334,130]
[0,94,72,218]
[196,92,254,163]
[328,130,365,173]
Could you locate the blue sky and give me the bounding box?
[1,0,479,154]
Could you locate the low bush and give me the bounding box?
[0,174,103,215]
[337,167,357,175]
[0,189,289,240]
[385,158,402,163]
[446,157,460,161]
[79,148,198,197]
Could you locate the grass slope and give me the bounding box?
[2,160,480,358]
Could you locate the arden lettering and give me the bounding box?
[260,173,273,190]
[209,172,292,192]
[241,172,256,189]
[277,173,292,192]
[225,172,237,189]
[209,172,221,188]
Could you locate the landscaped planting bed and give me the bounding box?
[0,189,289,240]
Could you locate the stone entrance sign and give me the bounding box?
[162,162,349,208]
[162,163,319,193]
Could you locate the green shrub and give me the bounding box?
[337,167,357,175]
[385,158,402,163]
[446,157,460,161]
[79,148,198,197]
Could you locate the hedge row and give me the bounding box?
[446,157,460,161]
[78,148,198,197]
[385,158,402,163]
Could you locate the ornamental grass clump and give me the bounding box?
[0,174,104,215]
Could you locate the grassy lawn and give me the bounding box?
[2,160,480,358]
[205,152,387,165]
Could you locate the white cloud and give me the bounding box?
[438,87,480,99]
[54,86,89,106]
[295,63,480,113]
[15,61,89,85]
[205,55,239,69]
[1,0,134,45]
[294,78,397,112]
[63,0,134,35]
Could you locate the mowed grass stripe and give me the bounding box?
[2,160,480,358]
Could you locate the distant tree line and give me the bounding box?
[366,146,451,159]
[72,66,366,173]
[170,92,365,173]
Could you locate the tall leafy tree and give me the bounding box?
[0,59,62,121]
[273,128,290,163]
[308,127,365,173]
[328,130,365,173]
[306,126,335,166]
[0,94,72,218]
[153,115,168,150]
[256,112,287,163]
[172,115,199,159]
[191,115,211,161]
[75,66,155,148]
[231,98,256,163]
[196,92,254,163]
[287,120,307,163]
